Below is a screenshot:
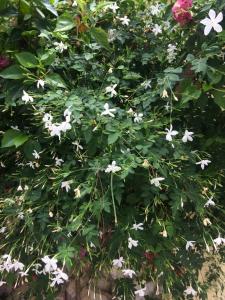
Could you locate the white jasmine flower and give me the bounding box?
[150,3,161,16]
[196,160,211,170]
[186,241,196,251]
[184,286,197,297]
[150,177,165,187]
[55,157,64,167]
[17,185,23,191]
[200,9,223,36]
[72,0,77,6]
[90,242,96,248]
[141,79,152,89]
[135,287,146,297]
[0,227,7,233]
[203,218,212,226]
[49,211,54,218]
[43,113,53,128]
[132,223,144,231]
[162,89,168,98]
[204,197,215,207]
[213,235,225,248]
[127,108,134,115]
[122,269,136,278]
[134,113,143,123]
[112,257,124,268]
[0,281,6,287]
[165,125,178,141]
[37,79,45,89]
[119,16,130,26]
[32,150,41,159]
[74,187,81,198]
[50,268,68,287]
[182,130,194,143]
[12,260,24,271]
[61,181,72,192]
[60,121,72,133]
[101,103,117,117]
[41,256,58,273]
[160,229,168,238]
[128,237,138,249]
[19,270,29,277]
[108,2,119,14]
[22,90,33,103]
[49,124,62,139]
[152,24,162,36]
[105,161,121,173]
[54,41,67,53]
[105,84,117,97]
[18,212,24,220]
[72,140,83,151]
[24,185,29,190]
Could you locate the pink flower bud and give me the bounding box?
[172,2,192,26]
[0,56,10,70]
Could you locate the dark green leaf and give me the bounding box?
[0,65,24,80]
[90,27,111,51]
[15,52,39,68]
[1,130,29,148]
[55,13,75,32]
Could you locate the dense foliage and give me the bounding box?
[0,0,225,299]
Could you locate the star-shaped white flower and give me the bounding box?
[131,223,144,231]
[196,159,211,170]
[134,113,143,123]
[184,286,197,296]
[105,161,121,173]
[41,256,58,273]
[213,234,225,247]
[119,16,130,26]
[55,157,64,167]
[112,257,124,268]
[152,24,162,36]
[32,150,40,159]
[135,287,146,297]
[128,237,138,249]
[101,103,117,118]
[37,79,45,89]
[122,269,136,278]
[22,90,33,103]
[150,4,161,16]
[108,2,119,13]
[200,9,223,36]
[182,130,194,143]
[150,177,165,187]
[54,41,68,53]
[61,181,72,192]
[105,84,117,97]
[186,241,196,251]
[204,197,215,207]
[165,125,178,141]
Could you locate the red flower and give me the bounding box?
[0,56,10,70]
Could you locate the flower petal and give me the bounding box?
[209,9,216,20]
[215,12,223,23]
[213,24,223,33]
[204,24,212,36]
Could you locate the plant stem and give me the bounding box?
[110,174,118,225]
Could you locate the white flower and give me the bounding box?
[213,235,225,248]
[55,157,64,167]
[184,286,197,297]
[105,161,121,173]
[135,287,146,297]
[128,237,138,249]
[134,113,143,123]
[132,223,144,231]
[203,218,212,226]
[200,9,223,36]
[141,79,152,89]
[160,229,168,238]
[101,103,117,118]
[162,89,168,98]
[61,181,72,192]
[32,150,40,159]
[12,260,24,271]
[150,177,165,187]
[196,160,211,170]
[41,256,58,273]
[72,140,83,152]
[150,4,161,16]
[165,125,178,141]
[105,84,117,97]
[18,212,24,220]
[72,0,77,6]
[50,268,68,287]
[0,227,7,233]
[122,269,136,278]
[54,41,68,53]
[22,90,33,103]
[74,187,81,198]
[119,16,130,26]
[37,79,45,89]
[0,281,6,287]
[167,44,177,63]
[112,257,124,268]
[127,108,134,115]
[0,161,6,168]
[186,241,196,251]
[43,113,53,128]
[49,124,62,139]
[152,24,162,36]
[19,270,29,277]
[17,185,23,191]
[108,2,119,13]
[204,197,215,207]
[182,130,194,143]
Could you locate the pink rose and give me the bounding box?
[172,1,192,26]
[0,56,10,70]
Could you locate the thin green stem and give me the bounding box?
[110,173,118,225]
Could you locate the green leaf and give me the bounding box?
[181,84,202,104]
[108,132,120,145]
[90,27,111,51]
[55,13,75,32]
[191,58,208,74]
[19,0,31,15]
[42,0,58,16]
[1,130,29,148]
[45,73,67,88]
[123,72,142,80]
[0,65,24,80]
[213,90,225,110]
[15,52,39,68]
